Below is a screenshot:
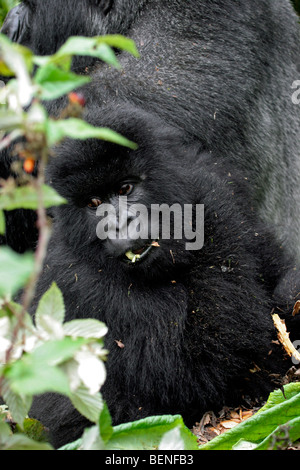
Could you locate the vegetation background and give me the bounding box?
[0,0,17,24]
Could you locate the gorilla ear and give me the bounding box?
[91,0,113,15]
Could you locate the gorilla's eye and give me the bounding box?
[87,198,102,208]
[118,183,134,196]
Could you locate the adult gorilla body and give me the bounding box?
[1,0,300,449]
[89,0,300,265]
[2,0,300,264]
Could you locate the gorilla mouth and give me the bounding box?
[124,241,159,264]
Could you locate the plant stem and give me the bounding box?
[4,146,51,365]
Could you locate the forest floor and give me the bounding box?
[193,405,256,446]
[192,362,300,450]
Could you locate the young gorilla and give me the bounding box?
[28,104,300,448]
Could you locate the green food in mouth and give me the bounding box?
[125,250,141,263]
[125,241,160,263]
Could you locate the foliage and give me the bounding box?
[60,414,199,451]
[200,383,300,450]
[0,0,18,25]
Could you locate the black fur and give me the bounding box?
[27,106,299,448]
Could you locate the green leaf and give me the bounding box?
[63,318,108,339]
[0,209,5,235]
[0,109,24,132]
[46,118,138,149]
[58,437,82,451]
[99,402,113,444]
[31,337,87,367]
[257,382,300,414]
[79,425,104,450]
[33,35,139,72]
[35,63,90,100]
[33,54,72,72]
[200,386,300,450]
[0,34,33,75]
[0,420,12,443]
[1,378,32,426]
[0,60,14,77]
[69,387,104,424]
[2,433,53,450]
[159,426,185,450]
[98,35,140,58]
[1,300,34,330]
[0,184,67,210]
[52,36,121,68]
[35,282,65,328]
[254,416,300,450]
[21,417,50,443]
[107,415,199,451]
[60,414,198,451]
[6,357,70,396]
[0,247,34,297]
[0,34,34,107]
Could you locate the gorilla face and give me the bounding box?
[46,106,199,280]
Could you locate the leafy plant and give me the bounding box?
[0,0,18,25]
[200,383,300,450]
[60,414,199,451]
